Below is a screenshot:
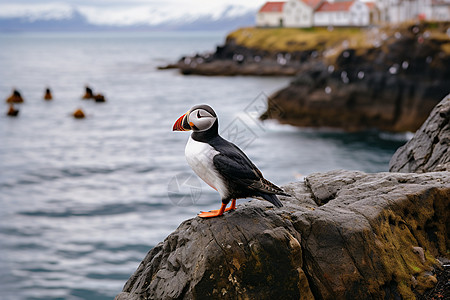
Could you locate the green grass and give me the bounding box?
[226,22,450,57]
[227,27,369,53]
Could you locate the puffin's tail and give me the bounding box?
[259,193,283,208]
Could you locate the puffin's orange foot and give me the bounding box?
[198,200,238,218]
[198,202,231,218]
[198,210,224,218]
[200,206,235,217]
[229,199,236,210]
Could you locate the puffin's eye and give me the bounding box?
[197,110,202,119]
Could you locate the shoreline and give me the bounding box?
[159,21,450,133]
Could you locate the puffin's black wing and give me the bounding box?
[211,137,287,206]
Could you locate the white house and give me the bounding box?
[375,0,450,23]
[256,1,286,27]
[314,0,371,27]
[430,0,450,21]
[283,0,322,27]
[380,0,432,23]
[256,0,448,28]
[257,0,375,28]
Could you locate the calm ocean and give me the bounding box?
[0,31,408,299]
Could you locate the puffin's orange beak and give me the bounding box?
[173,112,191,131]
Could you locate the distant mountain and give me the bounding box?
[0,10,96,32]
[0,6,257,32]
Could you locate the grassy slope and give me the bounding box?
[226,22,450,61]
[227,27,367,52]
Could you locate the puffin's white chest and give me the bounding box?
[185,136,227,198]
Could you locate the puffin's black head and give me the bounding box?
[173,104,217,133]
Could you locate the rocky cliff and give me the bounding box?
[160,26,373,76]
[116,94,450,300]
[116,171,449,300]
[390,94,450,173]
[261,22,450,132]
[161,22,449,132]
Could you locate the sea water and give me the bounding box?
[0,31,407,299]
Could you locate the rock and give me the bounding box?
[163,44,316,77]
[44,87,52,100]
[158,26,368,77]
[415,272,438,294]
[262,22,450,132]
[412,247,426,264]
[178,60,299,76]
[162,22,449,132]
[116,170,450,300]
[256,22,449,132]
[6,89,24,103]
[73,108,85,119]
[418,259,450,300]
[389,94,450,173]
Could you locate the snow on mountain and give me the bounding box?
[0,2,260,31]
[0,3,74,21]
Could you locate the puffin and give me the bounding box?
[173,104,289,218]
[7,103,19,117]
[82,86,94,99]
[44,88,52,100]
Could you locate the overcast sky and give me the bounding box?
[0,0,268,25]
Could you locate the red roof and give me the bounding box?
[259,1,286,13]
[302,0,324,9]
[316,1,355,12]
[365,1,376,10]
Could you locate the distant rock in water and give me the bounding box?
[44,88,52,100]
[116,170,449,300]
[390,93,450,173]
[6,89,24,103]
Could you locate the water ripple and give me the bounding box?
[18,202,169,218]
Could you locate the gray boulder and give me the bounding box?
[390,94,450,173]
[116,170,449,300]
